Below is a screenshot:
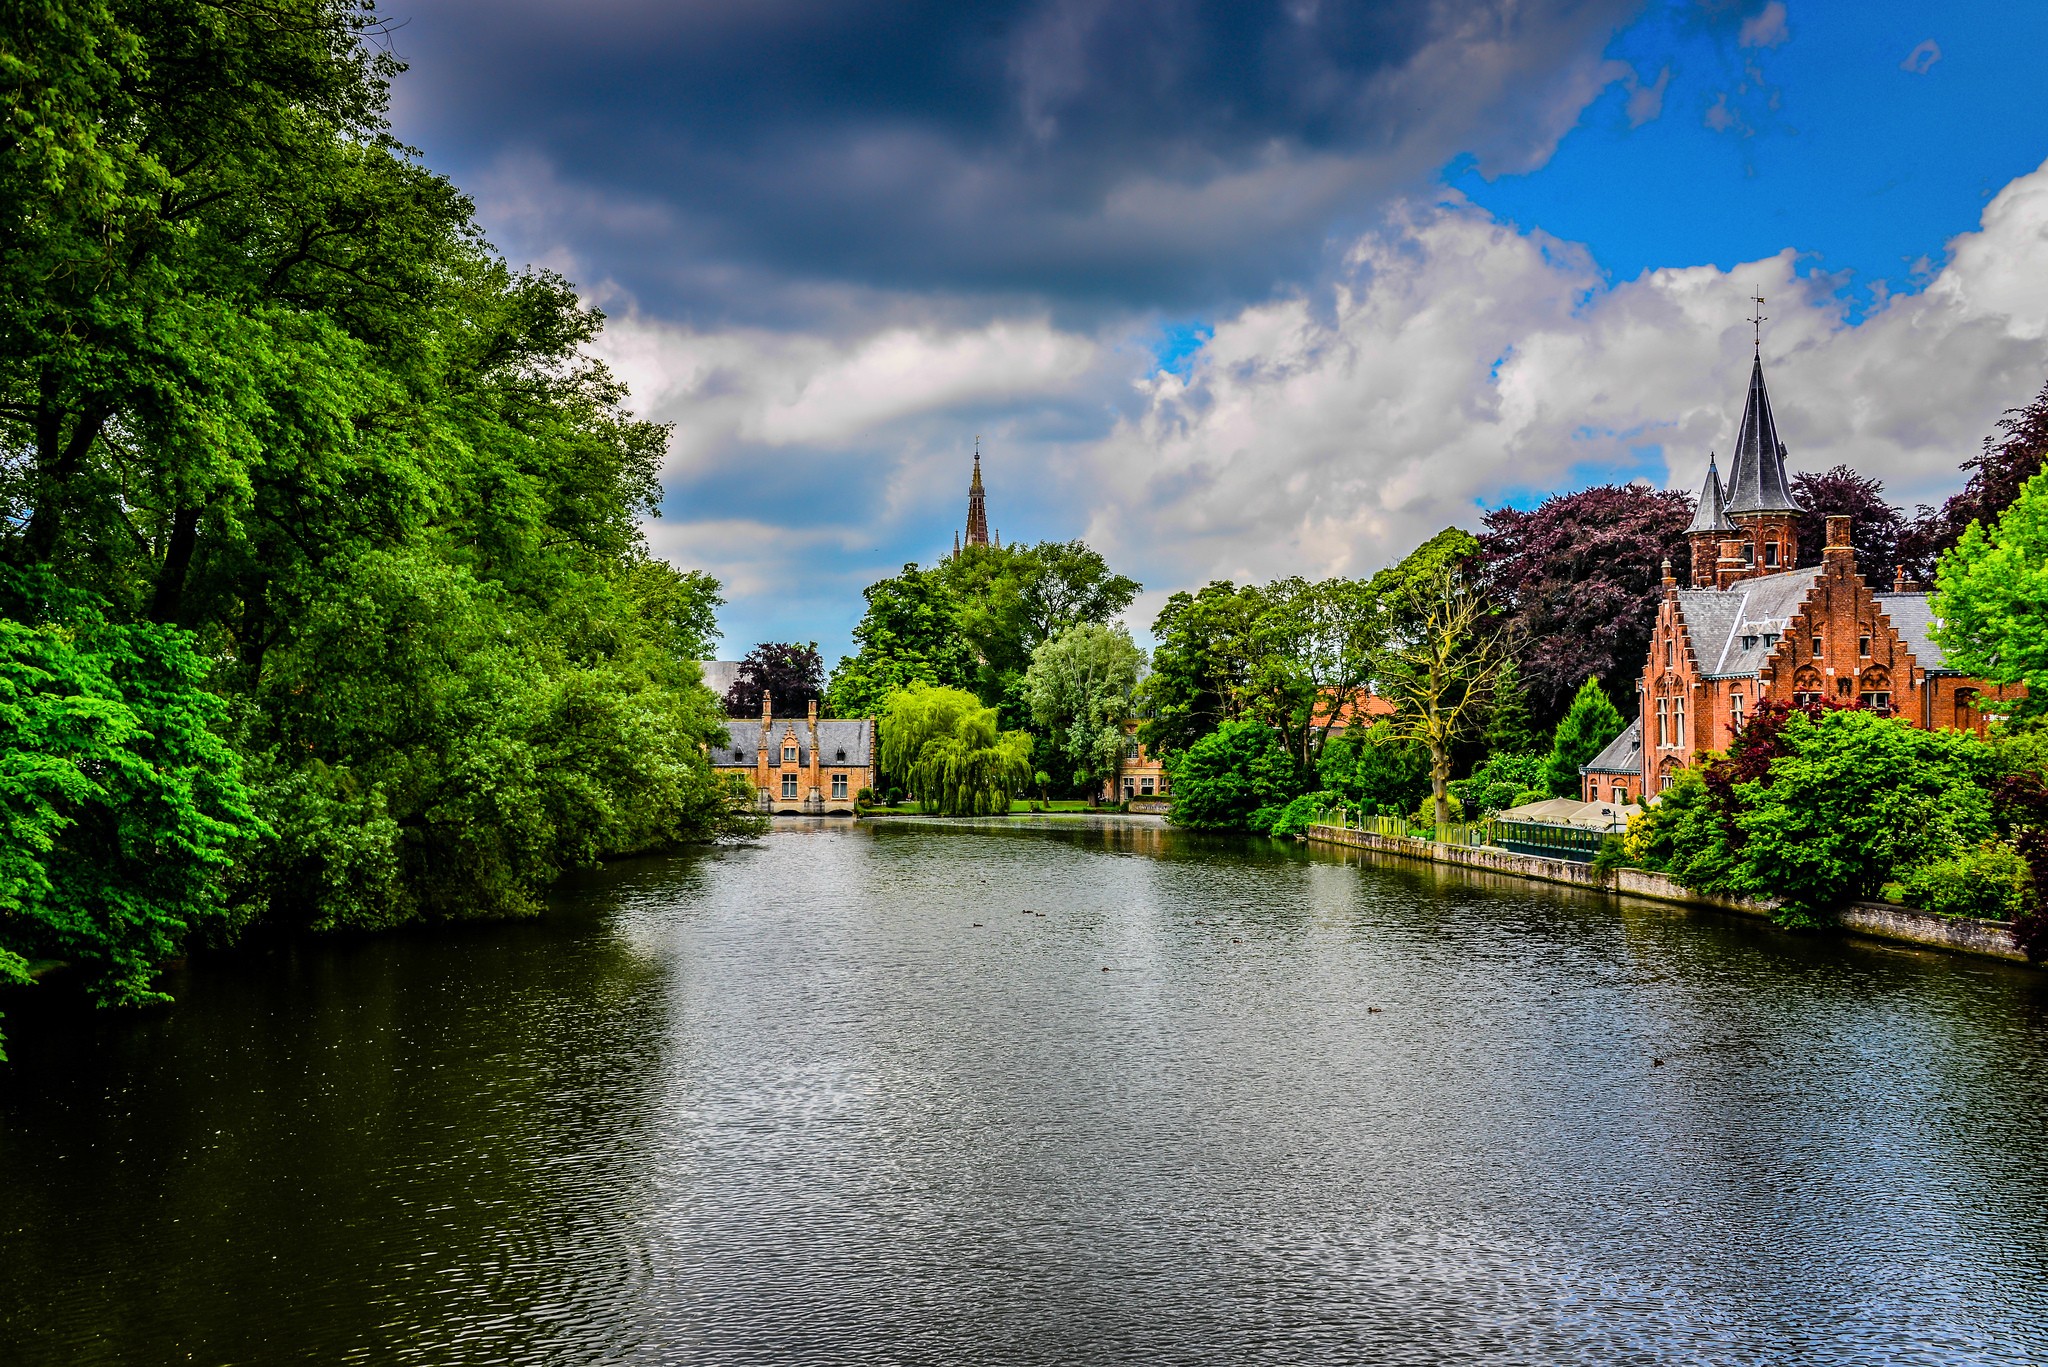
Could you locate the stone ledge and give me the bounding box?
[1305,824,2029,965]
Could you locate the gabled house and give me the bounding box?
[1630,352,2020,798]
[711,694,875,815]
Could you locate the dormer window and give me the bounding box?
[782,745,797,764]
[835,749,847,762]
[1741,635,1758,651]
[1763,633,1778,648]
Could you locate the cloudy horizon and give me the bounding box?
[381,0,2048,661]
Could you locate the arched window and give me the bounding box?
[1673,696,1685,748]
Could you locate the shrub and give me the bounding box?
[1166,721,1297,830]
[856,787,874,804]
[1317,721,1430,814]
[1899,843,2031,920]
[1258,790,1338,838]
[1449,751,1548,815]
[1410,792,1463,826]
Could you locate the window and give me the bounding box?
[1673,697,1685,748]
[1763,633,1778,649]
[1792,691,1822,707]
[1122,778,1135,798]
[1655,698,1668,748]
[1764,541,1779,568]
[835,748,846,762]
[1140,777,1155,796]
[1858,633,1872,658]
[782,745,797,764]
[1741,635,1757,651]
[781,773,798,799]
[1812,636,1823,659]
[831,773,848,799]
[1860,692,1892,717]
[1742,542,1754,565]
[1613,786,1628,804]
[1730,693,1745,728]
[1665,638,1673,669]
[1660,774,1674,792]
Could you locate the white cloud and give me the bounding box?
[1900,38,1941,74]
[1739,2,1790,50]
[601,158,2048,655]
[1069,158,2048,601]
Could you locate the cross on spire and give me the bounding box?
[1749,295,1767,353]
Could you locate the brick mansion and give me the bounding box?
[1580,351,2020,805]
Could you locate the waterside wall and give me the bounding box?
[1305,824,2030,965]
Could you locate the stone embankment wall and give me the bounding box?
[1306,824,2030,965]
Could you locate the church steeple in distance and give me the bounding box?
[963,437,991,549]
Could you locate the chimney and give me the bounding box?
[1716,539,1746,590]
[1660,556,1675,592]
[1893,563,1922,593]
[1824,514,1854,570]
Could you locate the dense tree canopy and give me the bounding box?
[935,539,1140,724]
[825,564,977,717]
[1904,373,2048,573]
[877,683,1033,816]
[1023,623,1145,793]
[1163,719,1296,831]
[1933,464,2048,720]
[1476,485,1693,725]
[724,642,823,716]
[1790,465,1905,587]
[0,0,757,1043]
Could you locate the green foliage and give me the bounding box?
[1899,843,2031,921]
[0,592,260,1050]
[1317,721,1432,814]
[1448,751,1549,816]
[937,540,1140,719]
[877,683,1033,815]
[1259,790,1338,838]
[1542,676,1625,798]
[1139,580,1263,759]
[1481,658,1541,757]
[0,2,760,1033]
[1623,768,1707,872]
[1664,709,2001,925]
[1933,462,2048,718]
[1372,545,1509,827]
[1165,720,1298,831]
[1024,623,1145,793]
[826,565,977,717]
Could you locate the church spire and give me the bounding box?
[1685,452,1736,535]
[963,437,990,549]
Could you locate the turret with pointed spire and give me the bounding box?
[1685,305,1803,583]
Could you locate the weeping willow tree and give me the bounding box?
[878,684,1035,815]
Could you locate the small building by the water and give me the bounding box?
[711,695,875,816]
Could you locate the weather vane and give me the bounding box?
[1749,295,1767,353]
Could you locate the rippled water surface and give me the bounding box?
[5,818,2048,1364]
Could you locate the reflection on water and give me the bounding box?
[4,817,2046,1365]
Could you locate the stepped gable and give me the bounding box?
[1672,567,1824,677]
[1722,354,1799,516]
[1869,592,1950,671]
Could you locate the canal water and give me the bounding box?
[4,818,2046,1365]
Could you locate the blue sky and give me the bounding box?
[387,0,2048,662]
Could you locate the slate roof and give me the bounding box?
[713,718,873,768]
[1872,592,1954,672]
[1581,716,1643,775]
[1722,354,1800,516]
[1674,566,1824,678]
[1684,453,1738,535]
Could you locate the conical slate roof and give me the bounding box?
[1722,354,1799,515]
[1685,452,1738,534]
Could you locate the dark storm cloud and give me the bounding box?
[389,0,1641,320]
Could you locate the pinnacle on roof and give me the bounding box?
[1722,354,1800,515]
[1685,451,1738,534]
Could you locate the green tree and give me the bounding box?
[826,565,978,717]
[1542,676,1626,798]
[1317,721,1432,815]
[1023,623,1145,793]
[1139,581,1262,759]
[1663,707,2000,924]
[1164,720,1298,831]
[1482,658,1541,756]
[877,683,1033,815]
[1373,552,1509,828]
[938,540,1140,722]
[1932,462,2048,719]
[1449,751,1549,815]
[0,588,260,1052]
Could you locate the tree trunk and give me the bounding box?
[18,405,106,565]
[150,504,202,624]
[1432,745,1451,829]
